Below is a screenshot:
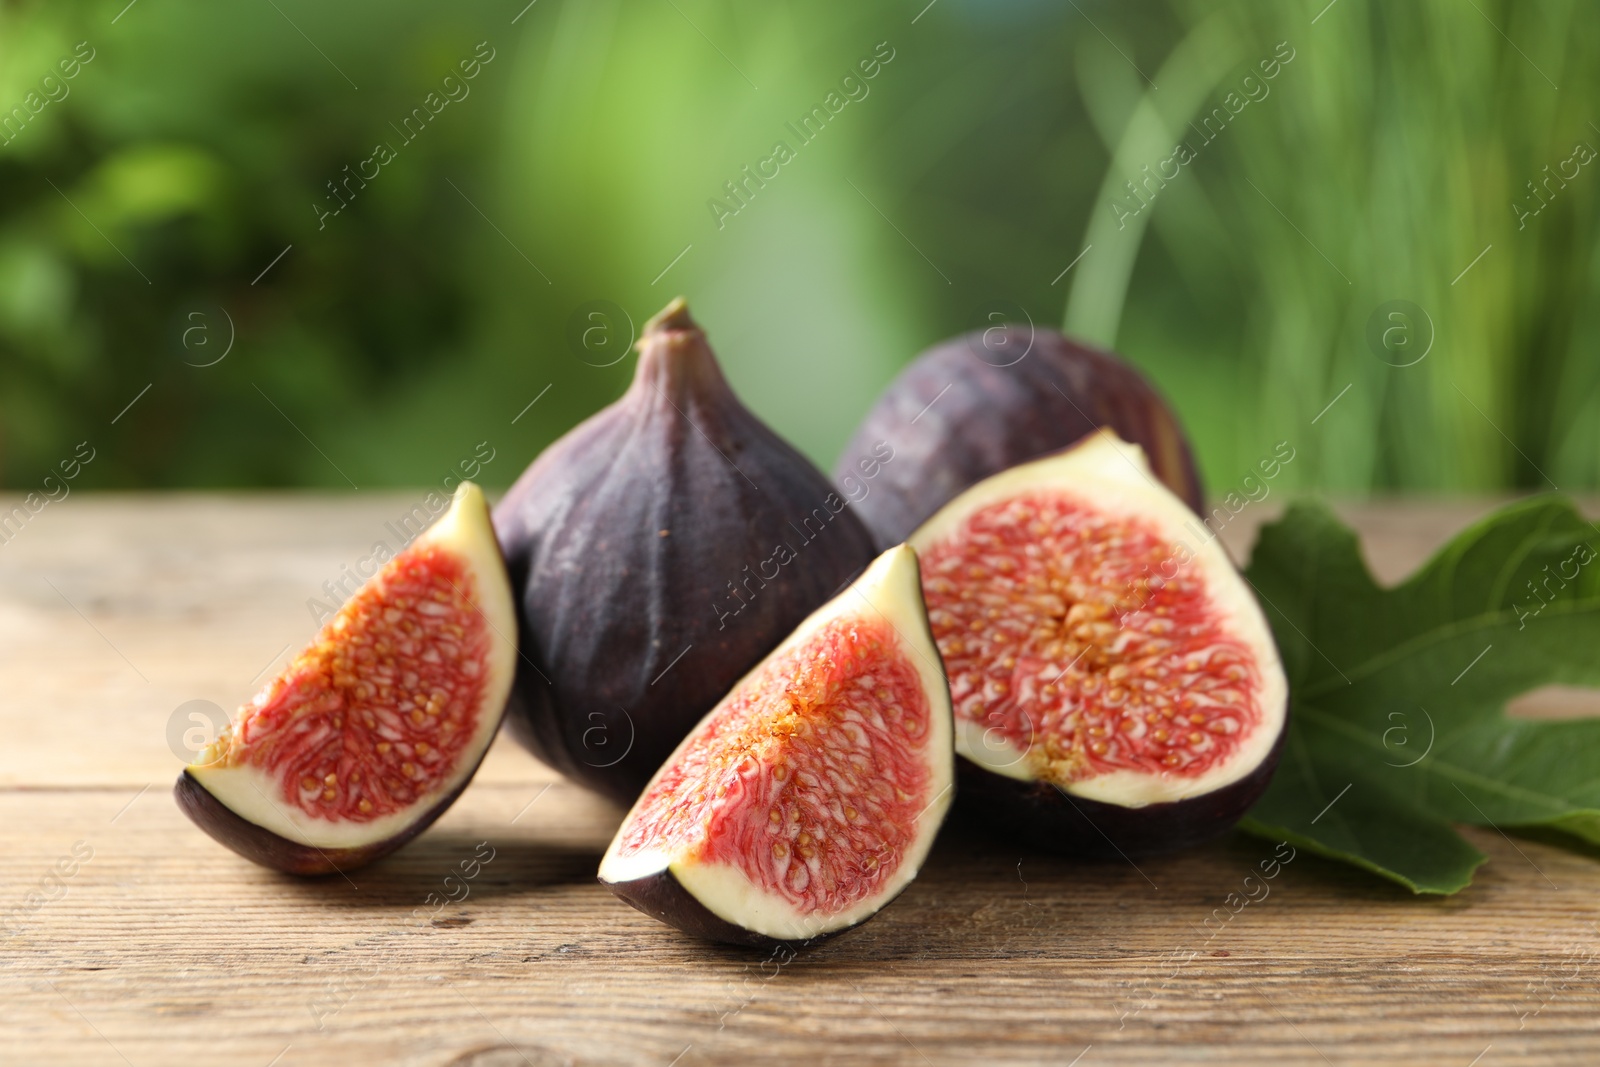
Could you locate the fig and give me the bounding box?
[907,431,1286,856]
[835,325,1203,547]
[599,545,954,947]
[175,482,517,875]
[494,298,878,803]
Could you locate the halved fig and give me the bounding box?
[908,431,1287,856]
[175,482,517,875]
[599,545,953,947]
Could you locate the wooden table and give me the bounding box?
[5,494,1598,1066]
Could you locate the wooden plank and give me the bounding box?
[3,494,1600,1065]
[8,784,1600,1066]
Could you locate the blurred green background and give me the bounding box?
[1,0,1597,496]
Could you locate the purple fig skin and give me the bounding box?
[600,869,837,950]
[600,865,926,950]
[953,716,1287,858]
[834,326,1204,548]
[172,749,487,876]
[494,298,878,804]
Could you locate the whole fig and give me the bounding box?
[834,325,1203,547]
[495,298,878,803]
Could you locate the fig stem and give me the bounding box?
[633,297,727,401]
[643,296,698,337]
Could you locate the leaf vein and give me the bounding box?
[1296,704,1579,815]
[1301,596,1600,700]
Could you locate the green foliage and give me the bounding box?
[0,0,1596,490]
[1241,498,1600,893]
[1074,0,1600,493]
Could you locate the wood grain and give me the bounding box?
[3,493,1599,1066]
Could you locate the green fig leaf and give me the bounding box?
[1237,498,1600,894]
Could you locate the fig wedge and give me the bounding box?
[599,545,954,947]
[175,482,517,875]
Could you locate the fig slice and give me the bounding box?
[175,482,517,875]
[908,430,1287,856]
[599,545,954,947]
